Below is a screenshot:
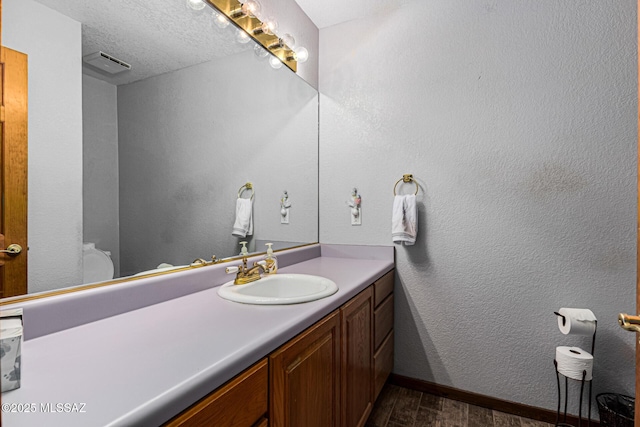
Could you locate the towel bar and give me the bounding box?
[393,174,419,195]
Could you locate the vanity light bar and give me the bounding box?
[205,0,297,72]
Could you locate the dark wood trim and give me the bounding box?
[388,374,600,427]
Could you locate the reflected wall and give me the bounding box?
[116,51,318,275]
[3,0,319,294]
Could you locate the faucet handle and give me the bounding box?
[254,260,267,268]
[226,266,240,274]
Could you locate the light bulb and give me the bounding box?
[212,10,230,29]
[254,44,269,59]
[186,0,206,11]
[262,19,278,35]
[236,29,251,44]
[241,0,261,18]
[280,33,295,49]
[253,19,278,36]
[269,56,283,69]
[294,47,309,63]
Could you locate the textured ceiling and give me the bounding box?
[34,0,251,85]
[292,0,414,29]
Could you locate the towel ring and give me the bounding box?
[393,174,419,196]
[238,182,254,200]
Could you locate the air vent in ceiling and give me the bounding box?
[83,51,131,74]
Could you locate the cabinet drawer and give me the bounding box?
[373,330,394,400]
[374,294,393,350]
[374,270,394,307]
[165,359,268,427]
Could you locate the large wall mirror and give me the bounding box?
[2,0,319,298]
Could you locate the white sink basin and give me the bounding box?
[217,274,338,305]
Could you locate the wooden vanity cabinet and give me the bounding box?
[164,358,268,427]
[269,270,395,427]
[165,269,394,427]
[341,286,374,427]
[270,310,341,427]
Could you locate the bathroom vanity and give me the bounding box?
[167,268,393,427]
[0,244,394,427]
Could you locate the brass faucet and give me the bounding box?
[226,257,269,285]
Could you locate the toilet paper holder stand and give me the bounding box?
[553,312,597,427]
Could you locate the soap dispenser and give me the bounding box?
[262,243,278,274]
[239,241,249,256]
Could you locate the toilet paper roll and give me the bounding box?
[557,308,597,335]
[555,346,593,381]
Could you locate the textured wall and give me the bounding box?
[117,50,318,276]
[82,75,120,277]
[4,0,84,293]
[319,0,637,414]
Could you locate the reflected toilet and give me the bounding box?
[82,243,114,283]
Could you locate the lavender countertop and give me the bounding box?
[2,245,394,427]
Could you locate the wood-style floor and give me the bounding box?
[366,384,554,427]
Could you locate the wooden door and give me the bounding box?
[269,310,341,427]
[341,287,373,427]
[0,46,28,298]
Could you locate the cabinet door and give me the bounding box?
[270,310,341,427]
[341,287,374,427]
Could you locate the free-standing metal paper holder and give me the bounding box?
[553,312,597,427]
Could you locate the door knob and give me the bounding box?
[0,244,22,256]
[618,313,640,333]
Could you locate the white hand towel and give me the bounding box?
[232,198,253,237]
[392,195,417,245]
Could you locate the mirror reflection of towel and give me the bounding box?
[232,198,253,237]
[392,195,417,245]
